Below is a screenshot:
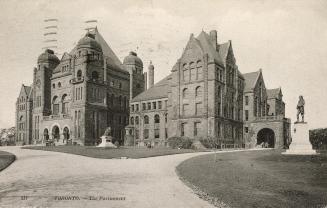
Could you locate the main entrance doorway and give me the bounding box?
[52,125,60,142]
[257,128,275,148]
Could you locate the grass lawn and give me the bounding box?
[22,146,202,159]
[0,150,15,171]
[176,149,327,208]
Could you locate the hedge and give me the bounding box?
[167,137,193,149]
[309,128,327,150]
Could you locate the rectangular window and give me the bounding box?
[142,103,146,111]
[245,110,249,121]
[245,127,249,133]
[165,100,168,109]
[131,105,134,112]
[158,101,162,109]
[152,102,156,110]
[165,128,168,139]
[196,103,202,115]
[194,122,200,136]
[144,129,149,139]
[220,69,223,81]
[245,96,249,105]
[190,68,197,81]
[181,123,185,136]
[197,67,203,80]
[136,104,139,112]
[182,104,189,116]
[154,129,160,138]
[53,104,59,115]
[147,102,151,110]
[183,70,189,82]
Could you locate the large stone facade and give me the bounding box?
[128,30,290,148]
[243,70,291,148]
[129,30,245,147]
[15,28,145,146]
[16,28,290,148]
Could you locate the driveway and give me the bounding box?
[0,146,215,208]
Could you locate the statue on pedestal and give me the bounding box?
[296,95,305,122]
[97,126,117,148]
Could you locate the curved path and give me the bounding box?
[0,146,215,208]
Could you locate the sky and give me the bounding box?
[0,0,327,129]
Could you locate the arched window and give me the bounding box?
[154,114,160,123]
[144,115,149,124]
[195,86,202,97]
[91,71,99,81]
[123,97,127,110]
[182,88,188,99]
[196,60,203,80]
[130,117,134,125]
[119,96,122,110]
[52,96,59,115]
[77,70,82,79]
[183,63,189,82]
[58,82,62,88]
[62,94,69,114]
[135,116,139,125]
[190,62,196,81]
[111,94,115,107]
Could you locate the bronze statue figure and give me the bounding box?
[296,95,305,122]
[103,127,112,136]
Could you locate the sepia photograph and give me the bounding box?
[0,0,326,207]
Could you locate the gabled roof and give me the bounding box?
[61,52,71,61]
[23,85,32,96]
[196,31,224,66]
[131,74,171,102]
[18,84,32,101]
[70,28,125,71]
[218,41,230,63]
[243,70,261,92]
[267,88,281,99]
[19,84,31,97]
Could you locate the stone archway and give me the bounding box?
[257,128,275,148]
[63,127,70,144]
[43,128,49,142]
[52,125,60,142]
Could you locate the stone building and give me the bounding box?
[128,30,245,147]
[243,70,291,148]
[16,27,290,148]
[15,28,146,145]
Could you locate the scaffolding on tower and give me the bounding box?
[43,18,59,55]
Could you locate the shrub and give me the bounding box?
[168,137,193,149]
[199,136,220,149]
[309,128,327,150]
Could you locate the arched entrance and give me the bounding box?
[63,127,70,144]
[52,125,60,142]
[257,128,275,148]
[44,128,49,142]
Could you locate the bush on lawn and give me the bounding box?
[309,128,327,150]
[199,136,221,149]
[167,137,193,149]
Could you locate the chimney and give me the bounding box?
[148,61,154,88]
[144,72,147,90]
[209,30,217,50]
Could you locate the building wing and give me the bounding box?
[131,74,171,102]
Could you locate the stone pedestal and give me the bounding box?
[97,136,117,148]
[283,122,317,155]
